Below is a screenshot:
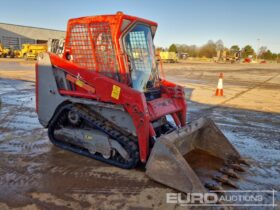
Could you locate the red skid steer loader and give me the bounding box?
[36,12,248,193]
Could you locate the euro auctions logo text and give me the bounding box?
[166,190,277,207]
[167,192,218,204]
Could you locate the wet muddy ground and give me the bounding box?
[0,61,279,209]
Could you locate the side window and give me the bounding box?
[124,24,155,91]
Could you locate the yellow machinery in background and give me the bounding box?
[159,51,178,63]
[0,44,5,57]
[0,43,16,58]
[215,50,241,63]
[19,44,47,60]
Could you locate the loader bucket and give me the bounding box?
[146,117,248,193]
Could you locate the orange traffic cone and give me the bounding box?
[215,73,224,96]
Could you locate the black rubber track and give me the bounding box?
[48,103,139,169]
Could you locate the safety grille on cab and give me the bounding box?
[69,24,96,69]
[68,22,119,80]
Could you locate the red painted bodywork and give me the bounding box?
[39,13,187,163]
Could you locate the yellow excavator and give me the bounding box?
[18,44,47,60]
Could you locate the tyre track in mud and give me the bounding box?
[184,71,280,114]
[169,69,280,88]
[0,150,160,208]
[0,136,49,155]
[0,155,160,208]
[219,72,280,105]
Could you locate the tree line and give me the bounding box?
[157,40,280,60]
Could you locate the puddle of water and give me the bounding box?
[6,114,41,130]
[2,93,35,108]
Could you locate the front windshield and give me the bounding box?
[124,24,156,92]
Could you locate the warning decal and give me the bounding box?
[111,85,121,100]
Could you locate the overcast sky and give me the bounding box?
[1,0,279,52]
